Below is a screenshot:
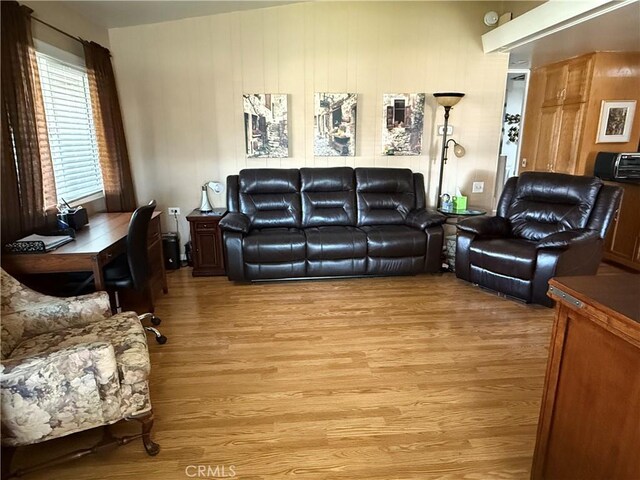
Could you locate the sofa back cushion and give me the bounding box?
[238,169,301,228]
[507,172,602,241]
[301,167,356,227]
[355,168,416,226]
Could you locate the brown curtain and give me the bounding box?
[1,1,57,244]
[83,41,137,212]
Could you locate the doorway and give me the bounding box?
[495,69,529,201]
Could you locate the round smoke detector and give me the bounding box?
[484,11,499,26]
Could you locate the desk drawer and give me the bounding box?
[148,216,161,243]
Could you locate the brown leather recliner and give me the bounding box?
[455,172,623,307]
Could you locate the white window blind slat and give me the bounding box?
[36,51,103,203]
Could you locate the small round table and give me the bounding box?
[437,206,487,217]
[437,206,487,271]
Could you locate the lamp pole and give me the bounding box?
[437,106,452,207]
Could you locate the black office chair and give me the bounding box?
[103,200,167,344]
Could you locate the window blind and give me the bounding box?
[36,52,103,203]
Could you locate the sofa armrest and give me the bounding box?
[1,342,122,446]
[457,216,510,238]
[536,229,600,250]
[219,212,251,234]
[405,209,446,230]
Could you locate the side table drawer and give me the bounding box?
[195,222,218,231]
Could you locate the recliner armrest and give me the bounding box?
[457,216,510,237]
[536,229,600,250]
[405,209,446,230]
[219,212,251,234]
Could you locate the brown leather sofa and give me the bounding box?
[455,172,622,306]
[219,167,446,281]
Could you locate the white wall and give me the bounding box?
[109,1,509,242]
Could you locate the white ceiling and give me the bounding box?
[508,0,640,68]
[62,1,302,29]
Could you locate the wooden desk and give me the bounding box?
[532,274,640,479]
[2,212,168,306]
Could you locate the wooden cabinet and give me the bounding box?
[187,209,226,276]
[604,182,640,271]
[532,275,640,480]
[521,54,592,174]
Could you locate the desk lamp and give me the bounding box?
[199,181,224,212]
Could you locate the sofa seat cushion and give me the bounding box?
[470,238,537,280]
[361,225,426,257]
[243,228,306,263]
[304,226,367,260]
[10,311,150,385]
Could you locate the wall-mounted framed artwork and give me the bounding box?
[243,94,288,157]
[596,100,636,143]
[382,93,425,155]
[314,93,358,156]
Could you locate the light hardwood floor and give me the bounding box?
[13,270,561,479]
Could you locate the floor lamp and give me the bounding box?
[433,92,465,207]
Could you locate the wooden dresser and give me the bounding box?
[532,274,640,479]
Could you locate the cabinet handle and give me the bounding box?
[561,88,566,99]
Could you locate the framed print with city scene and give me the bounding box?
[314,93,357,156]
[243,94,289,157]
[382,93,425,155]
[596,100,636,143]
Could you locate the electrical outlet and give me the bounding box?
[472,182,484,193]
[437,125,454,136]
[168,207,181,216]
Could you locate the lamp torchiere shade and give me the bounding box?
[433,92,465,107]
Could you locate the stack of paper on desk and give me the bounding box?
[16,233,73,251]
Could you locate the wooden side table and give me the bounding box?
[186,208,226,276]
[532,274,640,479]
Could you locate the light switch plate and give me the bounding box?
[472,182,484,193]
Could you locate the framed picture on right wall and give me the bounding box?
[596,100,636,143]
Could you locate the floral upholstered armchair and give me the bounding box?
[0,269,159,477]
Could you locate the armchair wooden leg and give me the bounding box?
[130,411,160,456]
[3,417,160,478]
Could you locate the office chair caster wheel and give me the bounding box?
[156,335,167,345]
[151,315,161,326]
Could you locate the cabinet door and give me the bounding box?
[605,183,640,270]
[553,103,585,174]
[542,65,567,107]
[519,68,546,173]
[195,231,221,269]
[533,106,562,171]
[564,57,592,104]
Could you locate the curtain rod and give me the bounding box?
[31,16,84,45]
